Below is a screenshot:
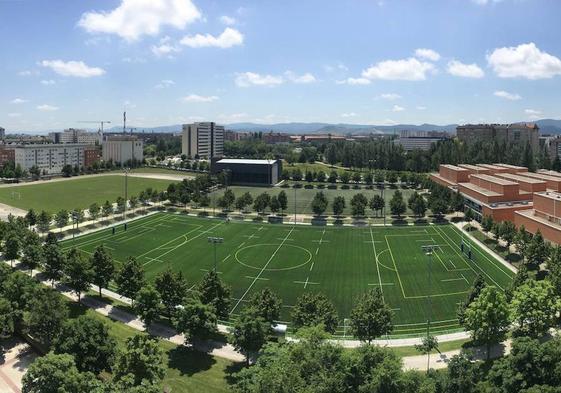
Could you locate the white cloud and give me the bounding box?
[415,48,441,61]
[180,28,243,48]
[324,63,348,73]
[154,79,175,89]
[10,98,28,104]
[40,80,56,85]
[379,93,401,100]
[8,113,21,118]
[235,72,284,87]
[181,94,219,103]
[494,90,521,100]
[17,70,39,77]
[337,77,371,85]
[487,42,561,79]
[525,108,542,120]
[447,60,485,78]
[151,43,181,56]
[122,56,146,63]
[392,105,405,112]
[361,58,435,81]
[284,71,317,84]
[78,0,201,41]
[219,15,236,25]
[41,60,105,78]
[37,104,59,111]
[416,106,427,110]
[341,112,358,118]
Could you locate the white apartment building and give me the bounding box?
[49,128,102,145]
[13,144,95,174]
[102,136,144,166]
[182,122,224,158]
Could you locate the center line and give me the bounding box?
[230,227,295,314]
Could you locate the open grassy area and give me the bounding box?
[67,302,234,392]
[128,167,195,176]
[63,214,514,338]
[211,184,421,217]
[0,175,174,213]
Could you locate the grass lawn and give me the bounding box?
[0,175,175,213]
[284,162,349,175]
[128,167,196,176]
[464,225,523,267]
[66,302,235,392]
[211,184,421,217]
[63,213,514,338]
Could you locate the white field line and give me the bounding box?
[230,227,295,314]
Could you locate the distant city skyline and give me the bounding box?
[2,0,561,132]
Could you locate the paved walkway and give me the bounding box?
[0,338,37,393]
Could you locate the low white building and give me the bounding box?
[102,136,143,166]
[49,128,102,145]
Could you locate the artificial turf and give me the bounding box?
[62,212,514,337]
[0,175,174,213]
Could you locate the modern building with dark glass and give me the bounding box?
[211,158,282,186]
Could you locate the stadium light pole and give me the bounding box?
[123,167,129,221]
[421,244,440,372]
[294,186,297,224]
[208,237,224,272]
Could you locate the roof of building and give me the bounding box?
[216,158,278,165]
[476,164,509,171]
[458,182,502,197]
[494,163,528,171]
[470,174,518,186]
[496,173,546,184]
[440,164,469,171]
[458,164,489,172]
[521,172,561,183]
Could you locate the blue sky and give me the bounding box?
[2,0,561,132]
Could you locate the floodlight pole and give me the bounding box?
[421,244,440,372]
[208,237,224,272]
[294,186,297,225]
[123,167,129,220]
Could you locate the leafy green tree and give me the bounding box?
[270,195,280,215]
[63,248,94,303]
[277,190,288,214]
[88,203,100,223]
[248,288,282,324]
[369,195,385,217]
[364,172,373,185]
[352,172,362,183]
[408,191,427,218]
[173,297,218,344]
[548,245,561,297]
[253,192,270,214]
[22,353,99,393]
[350,193,368,217]
[21,241,44,275]
[464,208,475,225]
[500,221,517,247]
[464,286,510,360]
[514,225,531,262]
[25,209,37,228]
[291,292,339,334]
[414,335,440,372]
[222,189,236,210]
[0,298,14,339]
[445,354,480,393]
[375,171,385,184]
[325,143,338,166]
[134,285,162,327]
[481,215,494,234]
[3,233,20,267]
[340,171,351,184]
[43,243,65,285]
[115,257,146,305]
[231,307,268,365]
[196,270,231,319]
[154,269,188,317]
[90,245,115,297]
[450,191,464,214]
[24,287,68,348]
[510,279,561,338]
[349,288,393,343]
[36,210,51,233]
[390,189,407,217]
[113,334,166,387]
[55,209,69,232]
[328,170,338,183]
[332,196,345,217]
[311,191,328,216]
[102,200,113,219]
[457,274,486,325]
[53,314,116,374]
[525,230,548,268]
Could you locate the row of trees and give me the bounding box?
[282,167,426,187]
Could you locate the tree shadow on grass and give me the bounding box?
[167,345,217,377]
[506,253,522,263]
[224,362,247,386]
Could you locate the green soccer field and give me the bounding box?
[62,213,514,337]
[0,175,174,213]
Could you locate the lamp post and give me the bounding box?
[123,167,129,221]
[294,186,297,224]
[207,236,224,272]
[421,244,440,372]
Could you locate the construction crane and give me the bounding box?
[77,120,112,133]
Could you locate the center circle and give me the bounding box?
[235,243,313,271]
